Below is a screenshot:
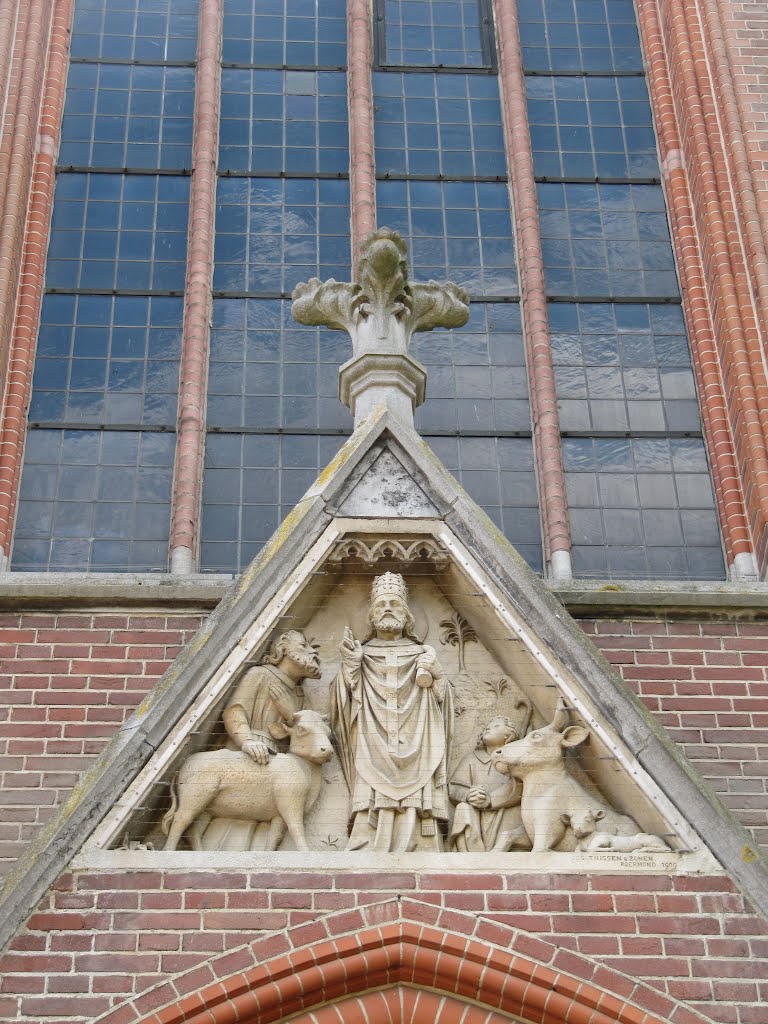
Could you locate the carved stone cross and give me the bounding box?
[291,228,470,426]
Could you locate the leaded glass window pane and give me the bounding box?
[60,65,195,171]
[518,0,642,73]
[377,180,517,296]
[46,174,190,292]
[31,295,183,428]
[70,0,198,62]
[537,183,677,298]
[13,429,175,572]
[412,303,530,433]
[527,76,658,180]
[207,299,349,430]
[381,0,491,68]
[563,437,724,579]
[214,178,351,294]
[374,73,506,178]
[222,0,347,67]
[219,70,348,175]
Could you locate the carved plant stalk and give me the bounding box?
[439,612,477,673]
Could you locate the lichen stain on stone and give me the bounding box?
[251,499,311,569]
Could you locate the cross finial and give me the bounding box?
[291,228,470,426]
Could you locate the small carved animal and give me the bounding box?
[492,701,643,853]
[162,710,333,852]
[563,805,638,841]
[576,831,671,854]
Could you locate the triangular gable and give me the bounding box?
[1,405,767,953]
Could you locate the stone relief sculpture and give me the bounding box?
[331,572,454,852]
[163,630,322,851]
[492,701,671,854]
[161,709,333,852]
[151,580,674,859]
[448,708,532,853]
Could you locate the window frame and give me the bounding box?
[373,0,497,73]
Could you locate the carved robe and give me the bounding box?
[198,664,304,851]
[448,748,528,853]
[331,637,453,847]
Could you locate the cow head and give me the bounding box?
[269,710,333,765]
[491,701,589,778]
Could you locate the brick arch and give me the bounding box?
[101,901,692,1024]
[290,986,519,1023]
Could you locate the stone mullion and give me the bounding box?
[347,0,377,272]
[0,0,74,572]
[168,0,223,575]
[491,0,572,584]
[635,0,756,579]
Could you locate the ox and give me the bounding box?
[491,701,642,852]
[162,710,333,852]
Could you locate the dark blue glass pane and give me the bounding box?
[30,295,182,427]
[71,0,198,62]
[537,183,678,297]
[214,178,351,293]
[61,66,194,170]
[551,302,699,433]
[383,0,490,68]
[518,0,642,72]
[563,437,724,579]
[377,180,517,296]
[201,432,347,572]
[222,0,347,66]
[374,72,506,178]
[12,429,175,572]
[413,303,530,433]
[219,70,348,174]
[46,173,190,292]
[207,298,350,429]
[527,76,658,180]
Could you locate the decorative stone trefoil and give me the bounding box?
[291,228,470,425]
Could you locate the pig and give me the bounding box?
[492,701,645,853]
[162,710,333,852]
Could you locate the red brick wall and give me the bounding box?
[584,619,768,852]
[0,870,765,1024]
[719,0,768,208]
[0,611,206,876]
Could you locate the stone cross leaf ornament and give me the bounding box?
[291,227,470,425]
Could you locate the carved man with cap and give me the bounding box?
[331,573,453,852]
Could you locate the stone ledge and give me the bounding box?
[73,846,721,876]
[0,572,233,609]
[553,579,768,618]
[0,572,765,616]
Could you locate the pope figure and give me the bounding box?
[331,572,453,852]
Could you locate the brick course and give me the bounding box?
[0,612,206,875]
[0,874,764,1024]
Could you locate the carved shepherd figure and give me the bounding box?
[491,701,658,853]
[161,710,333,852]
[331,572,453,853]
[176,629,321,851]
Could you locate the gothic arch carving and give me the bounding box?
[95,901,705,1024]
